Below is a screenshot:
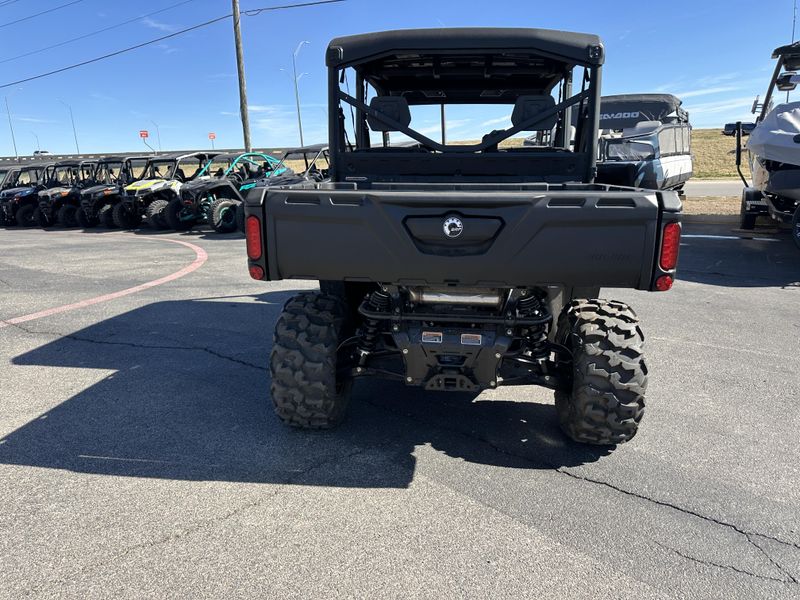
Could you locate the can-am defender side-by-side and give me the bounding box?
[115,152,215,229]
[0,164,50,227]
[591,94,693,192]
[36,160,98,227]
[244,28,682,445]
[165,152,289,232]
[736,41,800,247]
[78,156,150,228]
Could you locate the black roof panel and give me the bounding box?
[327,27,604,68]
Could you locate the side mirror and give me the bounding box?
[777,72,798,92]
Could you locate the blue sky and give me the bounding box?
[0,0,795,155]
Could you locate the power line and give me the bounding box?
[242,0,344,15]
[0,0,199,65]
[0,0,85,29]
[0,0,23,9]
[0,0,345,90]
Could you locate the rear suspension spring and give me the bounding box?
[357,290,391,363]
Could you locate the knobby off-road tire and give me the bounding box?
[555,299,647,445]
[75,206,95,228]
[146,199,169,230]
[209,197,239,233]
[792,205,800,250]
[270,292,353,429]
[164,197,195,231]
[98,204,116,228]
[15,204,36,227]
[57,204,78,227]
[112,202,140,229]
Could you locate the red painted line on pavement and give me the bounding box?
[0,234,208,329]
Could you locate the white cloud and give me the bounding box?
[141,17,175,32]
[675,85,742,99]
[480,114,512,127]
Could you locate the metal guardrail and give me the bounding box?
[0,147,292,164]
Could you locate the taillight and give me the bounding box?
[655,275,673,291]
[245,215,262,260]
[659,222,681,270]
[249,265,265,280]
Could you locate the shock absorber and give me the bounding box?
[518,293,549,360]
[357,289,391,365]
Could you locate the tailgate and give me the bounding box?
[255,187,669,289]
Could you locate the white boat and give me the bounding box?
[737,41,800,244]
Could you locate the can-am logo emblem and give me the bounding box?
[443,216,464,238]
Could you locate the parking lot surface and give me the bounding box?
[1,224,799,599]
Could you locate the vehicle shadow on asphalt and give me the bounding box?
[1,291,608,487]
[676,231,800,288]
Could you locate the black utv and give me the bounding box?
[244,28,683,446]
[78,156,149,228]
[0,163,50,227]
[36,160,99,227]
[165,151,290,232]
[115,152,216,229]
[233,145,330,232]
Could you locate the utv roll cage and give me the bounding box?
[325,28,604,184]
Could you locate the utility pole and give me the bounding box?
[231,0,251,151]
[5,96,18,159]
[292,41,309,146]
[60,99,80,154]
[32,132,40,153]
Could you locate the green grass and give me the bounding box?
[691,128,750,179]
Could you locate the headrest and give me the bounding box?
[511,95,557,131]
[367,96,411,132]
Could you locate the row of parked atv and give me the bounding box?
[0,145,329,233]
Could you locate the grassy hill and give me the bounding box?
[691,128,749,179]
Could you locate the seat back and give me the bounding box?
[511,95,557,131]
[367,96,411,132]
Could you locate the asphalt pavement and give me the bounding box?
[1,224,799,599]
[683,179,744,197]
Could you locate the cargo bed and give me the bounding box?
[246,182,681,291]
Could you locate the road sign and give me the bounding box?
[208,133,216,140]
[139,130,149,139]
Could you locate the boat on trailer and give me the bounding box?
[736,41,800,247]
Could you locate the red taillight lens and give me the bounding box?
[245,215,262,260]
[655,275,673,291]
[248,265,265,280]
[659,222,681,270]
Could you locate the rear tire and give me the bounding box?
[270,292,353,429]
[112,202,140,229]
[15,204,36,227]
[209,197,239,233]
[57,204,78,227]
[555,299,647,445]
[98,203,116,228]
[146,199,169,229]
[792,204,800,250]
